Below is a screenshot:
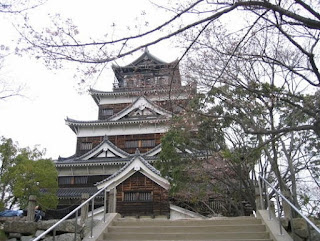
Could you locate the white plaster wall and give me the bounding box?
[57,164,123,176]
[76,123,169,137]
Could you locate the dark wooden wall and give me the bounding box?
[76,133,163,156]
[98,96,194,120]
[116,172,169,216]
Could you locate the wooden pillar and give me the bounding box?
[27,195,37,221]
[80,193,89,225]
[108,188,117,213]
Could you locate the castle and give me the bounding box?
[55,49,195,216]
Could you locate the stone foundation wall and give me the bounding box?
[1,219,85,241]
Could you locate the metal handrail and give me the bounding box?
[258,175,320,236]
[32,184,110,241]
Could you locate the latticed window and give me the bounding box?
[80,142,92,150]
[141,140,155,147]
[58,177,73,185]
[59,176,88,185]
[101,108,114,116]
[75,176,88,184]
[125,140,155,148]
[124,192,152,202]
[125,140,139,148]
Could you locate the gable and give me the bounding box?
[108,96,171,121]
[134,55,159,66]
[96,155,170,191]
[77,138,130,160]
[128,49,167,67]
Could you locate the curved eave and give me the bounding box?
[66,117,169,127]
[55,155,158,168]
[55,159,130,167]
[89,86,192,99]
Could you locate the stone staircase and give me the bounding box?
[100,216,273,241]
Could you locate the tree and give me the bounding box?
[0,0,47,13]
[0,136,58,210]
[0,0,47,100]
[17,1,320,89]
[156,100,259,216]
[14,0,320,214]
[180,24,320,214]
[0,137,18,210]
[15,0,319,135]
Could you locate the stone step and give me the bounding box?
[103,232,270,240]
[112,217,262,226]
[99,240,272,241]
[101,216,271,241]
[108,224,266,233]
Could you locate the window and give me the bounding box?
[59,177,73,185]
[125,140,139,148]
[145,78,151,86]
[124,140,155,149]
[124,192,152,202]
[80,142,92,150]
[141,140,155,147]
[58,176,88,185]
[101,108,114,116]
[75,176,88,184]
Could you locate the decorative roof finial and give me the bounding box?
[104,135,108,141]
[135,148,141,156]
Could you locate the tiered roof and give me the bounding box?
[66,95,172,134]
[56,135,162,166]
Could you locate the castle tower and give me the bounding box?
[54,49,195,216]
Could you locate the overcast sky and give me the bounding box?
[0,0,182,159]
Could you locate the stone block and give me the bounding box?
[37,219,82,233]
[292,218,307,229]
[281,218,289,229]
[42,237,53,241]
[20,236,33,241]
[311,230,320,241]
[8,233,21,238]
[35,230,46,239]
[295,228,308,238]
[43,233,81,241]
[4,221,37,235]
